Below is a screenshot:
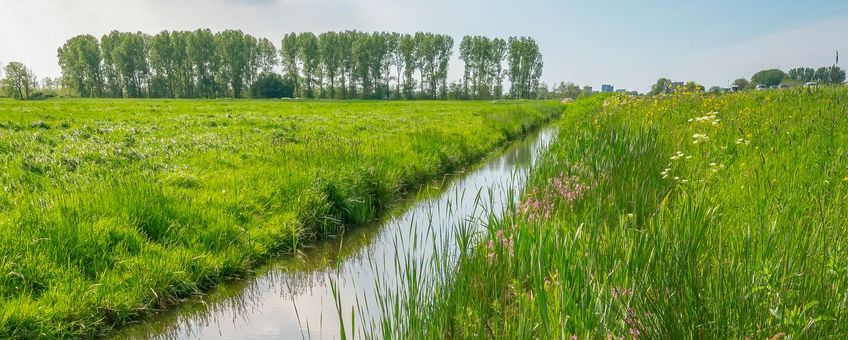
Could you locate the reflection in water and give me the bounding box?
[114,127,557,340]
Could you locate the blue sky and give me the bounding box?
[2,0,848,92]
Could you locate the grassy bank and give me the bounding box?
[375,88,848,338]
[0,99,561,338]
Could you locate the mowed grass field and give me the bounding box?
[376,88,848,338]
[0,99,560,338]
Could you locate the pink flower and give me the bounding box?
[517,172,590,222]
[486,229,515,262]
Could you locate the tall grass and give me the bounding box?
[0,98,561,338]
[362,87,848,338]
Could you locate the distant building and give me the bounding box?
[601,84,614,93]
[583,86,593,93]
[615,89,627,93]
[629,91,639,96]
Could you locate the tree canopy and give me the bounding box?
[732,78,750,90]
[813,66,846,84]
[788,67,816,83]
[249,72,293,98]
[56,29,543,100]
[750,69,787,86]
[2,61,38,100]
[649,78,672,95]
[506,37,544,99]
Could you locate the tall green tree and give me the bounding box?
[2,61,37,100]
[255,38,278,74]
[650,77,672,95]
[814,66,846,84]
[189,29,218,98]
[352,32,372,98]
[413,32,452,99]
[111,32,151,98]
[414,32,432,97]
[170,31,193,98]
[367,32,391,99]
[281,33,301,97]
[298,32,321,98]
[149,30,177,98]
[53,29,546,101]
[460,36,503,99]
[338,31,356,99]
[750,69,787,87]
[788,67,815,82]
[732,78,749,90]
[459,37,473,99]
[57,34,103,97]
[385,32,401,99]
[215,30,253,98]
[507,37,543,99]
[398,34,417,99]
[319,32,341,99]
[434,34,453,99]
[99,31,123,97]
[491,38,507,99]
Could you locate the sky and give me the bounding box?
[2,0,848,92]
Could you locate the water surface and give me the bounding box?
[115,127,556,339]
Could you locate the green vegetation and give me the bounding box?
[1,62,38,100]
[457,36,542,100]
[370,87,848,338]
[787,66,846,85]
[733,65,845,90]
[249,72,294,99]
[751,68,789,87]
[57,30,544,100]
[0,99,560,338]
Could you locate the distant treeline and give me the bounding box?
[55,29,543,100]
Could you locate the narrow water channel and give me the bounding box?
[114,126,557,340]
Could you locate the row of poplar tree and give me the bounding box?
[57,29,543,100]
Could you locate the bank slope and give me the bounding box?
[384,88,848,339]
[0,99,560,338]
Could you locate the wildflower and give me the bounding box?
[770,333,786,340]
[670,151,684,161]
[487,240,496,261]
[735,138,750,145]
[690,111,720,125]
[625,308,643,339]
[692,133,709,144]
[611,287,633,298]
[487,229,515,262]
[660,168,671,179]
[630,327,641,338]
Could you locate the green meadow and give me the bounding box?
[0,99,560,338]
[373,88,848,338]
